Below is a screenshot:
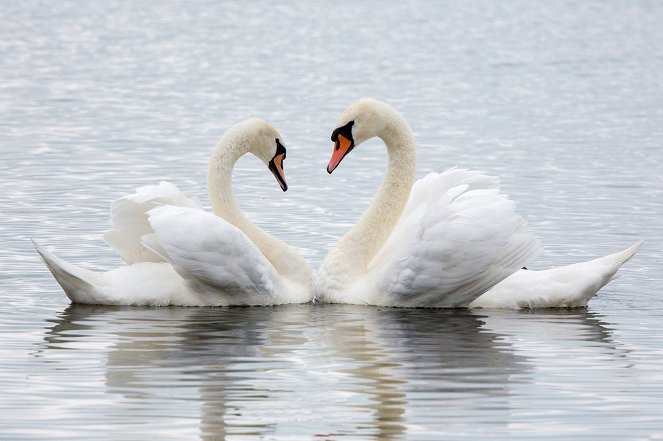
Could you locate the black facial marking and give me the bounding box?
[327,120,356,174]
[268,138,288,191]
[274,138,287,158]
[331,120,355,147]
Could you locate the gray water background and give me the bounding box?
[1,1,662,439]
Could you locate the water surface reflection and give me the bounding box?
[38,305,623,439]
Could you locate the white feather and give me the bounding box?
[146,206,280,305]
[103,181,200,264]
[372,170,540,307]
[471,241,644,309]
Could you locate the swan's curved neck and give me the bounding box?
[336,112,417,273]
[207,140,310,288]
[207,139,250,227]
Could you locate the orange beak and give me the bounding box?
[327,134,353,174]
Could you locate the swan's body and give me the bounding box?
[317,98,642,308]
[36,119,314,306]
[316,99,542,307]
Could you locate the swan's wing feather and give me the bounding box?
[368,169,541,307]
[146,206,279,304]
[103,181,200,264]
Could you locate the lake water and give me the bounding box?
[1,1,662,439]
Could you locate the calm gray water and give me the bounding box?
[1,1,663,439]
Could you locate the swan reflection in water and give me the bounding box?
[40,304,624,439]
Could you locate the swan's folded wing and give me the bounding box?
[103,181,200,264]
[146,206,279,304]
[367,169,541,307]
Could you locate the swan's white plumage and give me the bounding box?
[146,205,279,304]
[103,181,200,264]
[368,169,541,307]
[321,169,541,307]
[34,240,189,306]
[471,240,643,309]
[36,119,313,306]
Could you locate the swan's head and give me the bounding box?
[239,118,288,191]
[327,98,390,173]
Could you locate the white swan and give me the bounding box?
[35,118,314,306]
[316,98,642,308]
[316,99,542,307]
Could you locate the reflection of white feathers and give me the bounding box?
[35,119,313,306]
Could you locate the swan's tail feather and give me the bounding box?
[538,240,644,307]
[591,240,644,288]
[33,240,102,304]
[472,240,644,309]
[594,240,643,271]
[551,240,644,307]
